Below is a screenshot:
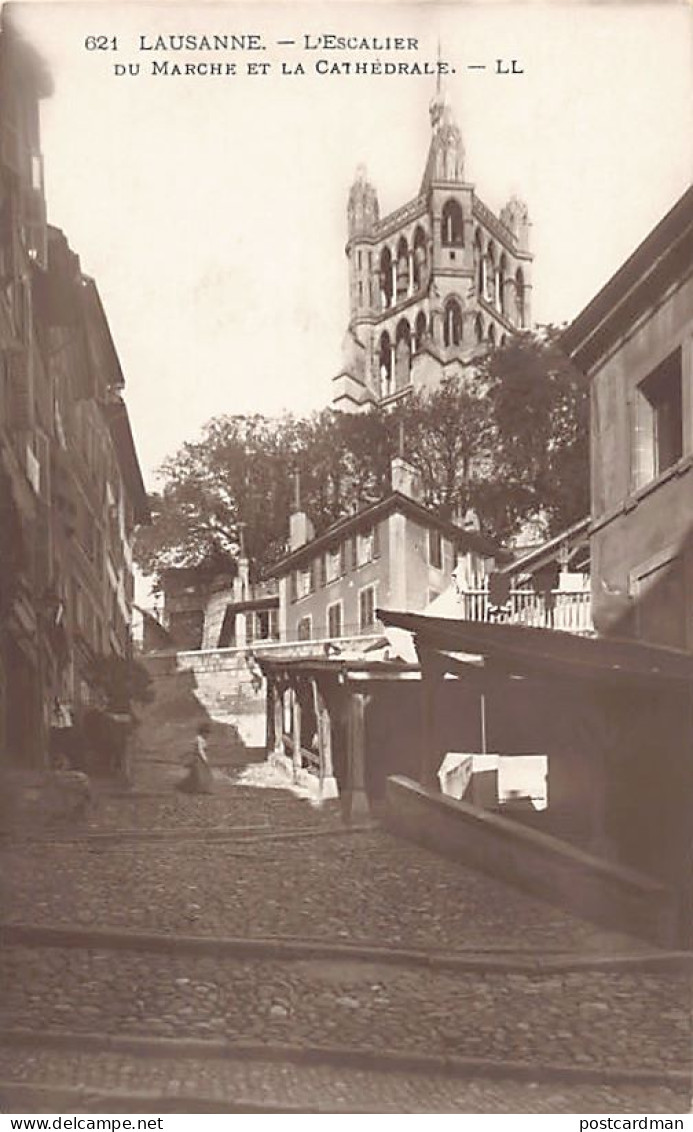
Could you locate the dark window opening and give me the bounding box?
[442,199,464,247]
[327,602,342,638]
[443,300,463,348]
[378,331,392,398]
[429,528,443,570]
[414,310,427,352]
[633,348,683,487]
[395,319,412,388]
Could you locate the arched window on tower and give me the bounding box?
[395,320,412,389]
[486,243,496,305]
[443,299,463,348]
[474,230,484,295]
[474,315,484,344]
[412,226,427,291]
[396,236,410,303]
[378,331,392,397]
[488,324,497,348]
[498,254,508,316]
[380,247,393,310]
[441,200,464,247]
[414,310,427,353]
[515,268,526,328]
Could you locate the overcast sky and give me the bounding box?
[11,1,693,489]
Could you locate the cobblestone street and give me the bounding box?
[1,738,691,1114]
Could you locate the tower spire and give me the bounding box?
[436,37,442,97]
[423,41,465,189]
[429,37,448,131]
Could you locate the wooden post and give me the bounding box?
[346,688,370,819]
[273,680,285,755]
[291,682,302,782]
[311,678,338,801]
[418,646,445,790]
[265,675,275,757]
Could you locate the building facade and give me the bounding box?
[561,184,693,650]
[0,14,149,767]
[332,86,532,411]
[158,563,279,652]
[269,458,504,645]
[36,227,150,716]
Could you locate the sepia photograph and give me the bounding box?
[0,0,692,1118]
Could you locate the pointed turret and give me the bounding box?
[500,195,531,253]
[347,164,379,237]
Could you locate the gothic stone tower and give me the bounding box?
[332,88,533,410]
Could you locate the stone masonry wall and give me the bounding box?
[145,636,382,755]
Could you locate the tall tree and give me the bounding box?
[476,326,590,539]
[134,414,299,581]
[394,372,493,521]
[134,330,589,587]
[134,408,393,587]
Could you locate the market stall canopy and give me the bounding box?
[377,609,693,689]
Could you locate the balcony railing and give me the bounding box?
[457,589,593,634]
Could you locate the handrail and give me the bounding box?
[456,589,593,633]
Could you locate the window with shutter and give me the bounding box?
[289,571,298,603]
[326,546,341,583]
[351,535,358,569]
[359,585,376,631]
[9,351,34,431]
[372,523,381,558]
[296,567,312,599]
[428,528,443,570]
[357,530,374,567]
[629,395,653,491]
[631,349,683,490]
[327,601,343,639]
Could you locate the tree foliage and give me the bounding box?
[476,326,590,539]
[85,654,155,713]
[392,373,493,521]
[134,330,589,586]
[134,410,394,586]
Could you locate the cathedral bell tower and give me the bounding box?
[332,82,533,412]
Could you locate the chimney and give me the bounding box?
[391,456,423,501]
[390,425,422,501]
[289,471,314,551]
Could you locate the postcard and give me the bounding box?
[1,0,692,1120]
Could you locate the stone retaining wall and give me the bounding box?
[384,776,679,948]
[143,637,382,753]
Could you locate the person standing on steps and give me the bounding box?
[176,720,214,794]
